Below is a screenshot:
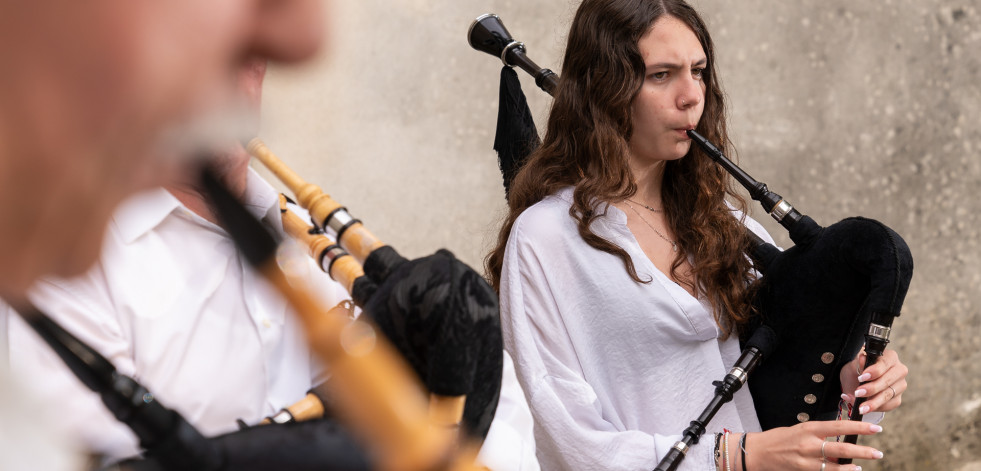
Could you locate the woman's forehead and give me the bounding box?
[638,15,705,65]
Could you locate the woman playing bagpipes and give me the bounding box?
[485,1,909,469]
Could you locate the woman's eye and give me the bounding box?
[692,68,705,79]
[650,71,668,81]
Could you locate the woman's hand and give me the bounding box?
[840,348,908,414]
[742,421,884,471]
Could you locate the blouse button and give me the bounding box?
[804,394,818,404]
[821,352,835,364]
[797,412,810,422]
[812,374,825,383]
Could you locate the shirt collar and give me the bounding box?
[112,167,283,244]
[112,188,182,244]
[242,167,284,234]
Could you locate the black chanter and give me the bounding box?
[468,13,914,467]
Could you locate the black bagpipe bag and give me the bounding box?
[743,214,913,429]
[359,246,504,441]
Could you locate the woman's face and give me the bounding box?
[627,15,707,164]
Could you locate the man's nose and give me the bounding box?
[248,0,325,64]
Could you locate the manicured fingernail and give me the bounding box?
[858,373,871,382]
[855,467,863,471]
[860,405,870,414]
[855,388,867,398]
[872,449,884,459]
[870,424,883,433]
[841,393,850,401]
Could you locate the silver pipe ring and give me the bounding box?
[821,440,828,461]
[889,385,898,400]
[501,40,524,67]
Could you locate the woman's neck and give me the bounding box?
[627,157,667,208]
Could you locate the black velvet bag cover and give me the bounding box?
[744,216,913,429]
[494,66,541,199]
[361,246,504,440]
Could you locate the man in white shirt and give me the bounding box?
[4,59,346,461]
[5,59,539,470]
[0,3,323,470]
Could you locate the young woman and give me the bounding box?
[487,1,909,469]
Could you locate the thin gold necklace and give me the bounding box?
[624,201,678,252]
[626,198,664,213]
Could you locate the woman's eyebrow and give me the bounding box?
[646,57,707,71]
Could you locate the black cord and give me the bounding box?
[739,433,748,471]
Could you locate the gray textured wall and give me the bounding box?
[259,1,981,469]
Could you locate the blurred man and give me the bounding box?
[4,59,353,462]
[0,2,323,469]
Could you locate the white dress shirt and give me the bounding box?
[500,187,775,471]
[4,168,539,469]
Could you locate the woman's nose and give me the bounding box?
[676,75,703,110]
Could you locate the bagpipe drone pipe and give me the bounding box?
[467,12,913,448]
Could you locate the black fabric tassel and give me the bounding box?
[493,66,542,198]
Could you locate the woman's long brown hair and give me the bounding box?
[486,0,757,337]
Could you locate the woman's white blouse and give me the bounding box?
[500,187,776,470]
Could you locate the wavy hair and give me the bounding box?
[486,0,757,337]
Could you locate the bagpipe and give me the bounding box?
[468,13,914,467]
[249,139,504,442]
[5,144,505,470]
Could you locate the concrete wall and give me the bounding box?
[260,1,981,469]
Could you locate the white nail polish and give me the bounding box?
[860,405,870,414]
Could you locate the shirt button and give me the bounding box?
[812,374,825,383]
[821,352,835,364]
[797,412,810,422]
[804,394,818,404]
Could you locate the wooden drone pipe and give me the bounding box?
[248,138,385,262]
